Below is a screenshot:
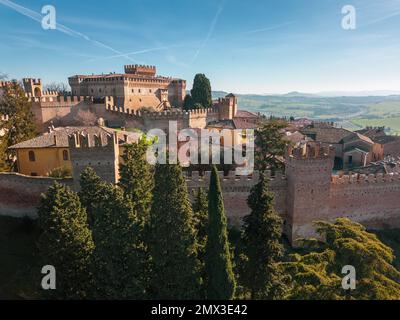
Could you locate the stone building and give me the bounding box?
[300,123,383,169]
[356,127,400,158]
[9,126,139,177]
[68,65,186,110]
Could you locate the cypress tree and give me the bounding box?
[79,167,105,227]
[193,188,208,255]
[149,163,201,299]
[182,94,194,111]
[191,74,212,109]
[241,174,289,299]
[91,183,146,299]
[192,188,209,298]
[119,139,154,227]
[205,166,236,300]
[37,182,94,299]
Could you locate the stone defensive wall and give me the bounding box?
[328,172,400,229]
[105,104,218,119]
[0,172,73,218]
[0,81,11,88]
[28,96,95,132]
[104,103,220,130]
[28,95,91,106]
[185,170,287,226]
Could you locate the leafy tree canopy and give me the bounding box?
[283,218,400,300]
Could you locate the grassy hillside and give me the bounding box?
[213,92,400,133]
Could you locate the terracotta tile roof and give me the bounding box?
[301,125,373,145]
[232,118,259,129]
[341,132,374,145]
[235,110,259,118]
[300,126,352,144]
[207,119,259,130]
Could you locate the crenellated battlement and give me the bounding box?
[287,142,335,161]
[0,81,11,88]
[23,78,41,85]
[124,64,156,76]
[185,170,287,188]
[68,132,117,149]
[41,90,60,97]
[105,103,219,120]
[28,95,91,104]
[331,172,400,185]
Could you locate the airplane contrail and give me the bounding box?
[0,0,137,62]
[86,43,192,62]
[241,21,296,35]
[191,0,226,63]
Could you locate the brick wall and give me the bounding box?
[0,173,73,218]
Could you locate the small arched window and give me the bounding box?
[63,150,69,161]
[28,150,35,162]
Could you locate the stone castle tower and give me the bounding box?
[68,131,120,187]
[285,143,335,243]
[23,78,42,97]
[217,93,238,120]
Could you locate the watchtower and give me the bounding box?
[23,78,43,97]
[68,131,120,187]
[285,142,335,245]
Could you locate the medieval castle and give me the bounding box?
[0,66,399,245]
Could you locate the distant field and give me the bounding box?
[215,92,400,133]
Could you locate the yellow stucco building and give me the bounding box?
[9,126,139,177]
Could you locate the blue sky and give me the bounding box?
[1,0,400,94]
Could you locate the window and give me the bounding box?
[31,172,38,177]
[28,150,35,162]
[348,155,353,166]
[63,150,69,161]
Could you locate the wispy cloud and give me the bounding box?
[241,21,296,35]
[191,0,226,64]
[0,0,136,62]
[86,43,191,63]
[362,9,400,27]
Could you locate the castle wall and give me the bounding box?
[30,96,93,132]
[186,171,287,226]
[68,132,120,186]
[0,173,73,218]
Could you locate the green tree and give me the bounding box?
[183,94,194,111]
[119,139,154,227]
[205,166,236,300]
[255,119,289,173]
[283,218,400,300]
[78,167,106,227]
[192,188,208,297]
[149,162,201,299]
[241,174,289,299]
[193,188,208,256]
[91,183,146,299]
[0,81,37,171]
[191,74,212,109]
[37,182,94,299]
